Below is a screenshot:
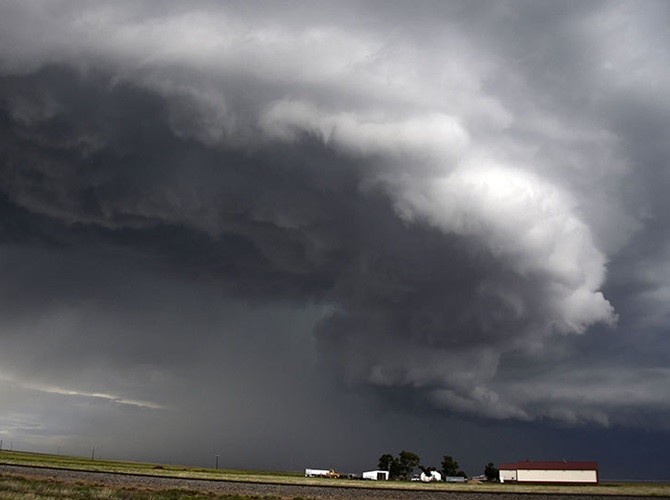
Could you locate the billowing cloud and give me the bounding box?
[1,0,670,477]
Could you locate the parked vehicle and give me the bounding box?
[305,468,340,478]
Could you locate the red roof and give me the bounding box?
[500,461,598,471]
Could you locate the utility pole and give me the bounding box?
[91,446,95,461]
[0,439,3,450]
[215,452,219,470]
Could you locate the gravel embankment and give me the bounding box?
[0,464,663,500]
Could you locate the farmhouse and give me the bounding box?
[499,460,599,484]
[420,470,442,482]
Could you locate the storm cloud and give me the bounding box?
[1,0,670,478]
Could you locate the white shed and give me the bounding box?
[499,461,598,484]
[362,470,389,480]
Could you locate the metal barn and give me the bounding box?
[499,460,598,484]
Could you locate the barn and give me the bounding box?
[499,460,599,484]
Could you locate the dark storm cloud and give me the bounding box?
[1,0,670,476]
[0,61,615,421]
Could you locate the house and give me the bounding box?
[420,470,442,482]
[362,470,389,480]
[499,460,599,484]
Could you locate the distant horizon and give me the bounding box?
[3,443,669,483]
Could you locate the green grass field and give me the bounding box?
[0,472,305,499]
[2,450,670,497]
[0,449,299,481]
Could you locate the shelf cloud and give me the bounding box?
[1,0,670,477]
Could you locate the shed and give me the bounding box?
[362,470,389,480]
[499,460,598,484]
[445,476,467,483]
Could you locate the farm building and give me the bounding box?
[444,475,467,483]
[499,460,599,484]
[420,470,442,482]
[362,470,389,480]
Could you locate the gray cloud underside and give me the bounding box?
[2,0,670,457]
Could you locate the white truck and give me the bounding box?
[305,468,339,478]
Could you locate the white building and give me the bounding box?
[499,461,599,484]
[444,476,467,483]
[362,470,389,480]
[420,470,442,482]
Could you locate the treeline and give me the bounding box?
[377,451,499,481]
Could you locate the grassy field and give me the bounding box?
[0,450,299,481]
[2,450,670,497]
[0,472,300,499]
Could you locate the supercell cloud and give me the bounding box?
[1,0,670,476]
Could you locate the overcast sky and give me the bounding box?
[1,0,670,480]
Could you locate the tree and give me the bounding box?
[419,465,439,475]
[484,462,499,482]
[378,451,421,480]
[397,450,421,480]
[378,453,401,479]
[378,453,395,472]
[441,455,459,477]
[378,453,399,478]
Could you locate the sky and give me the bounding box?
[1,0,670,480]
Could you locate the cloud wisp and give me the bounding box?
[0,374,164,410]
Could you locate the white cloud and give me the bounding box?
[0,373,164,410]
[260,100,469,166]
[394,164,616,331]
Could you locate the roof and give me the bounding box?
[499,461,598,471]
